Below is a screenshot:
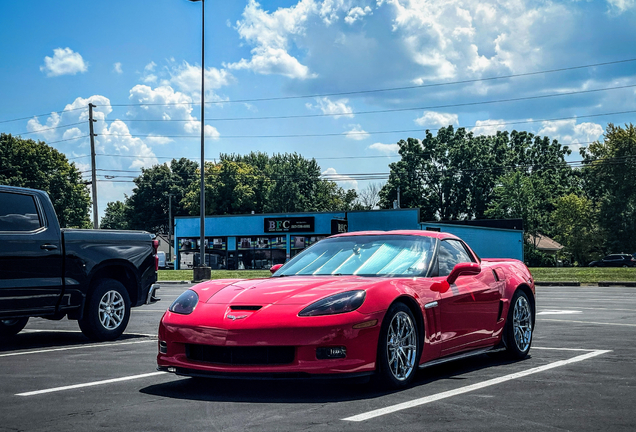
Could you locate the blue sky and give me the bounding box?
[1,0,635,220]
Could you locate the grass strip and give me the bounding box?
[158,267,636,284]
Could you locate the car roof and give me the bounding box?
[331,230,459,241]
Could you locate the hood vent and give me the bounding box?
[230,305,262,311]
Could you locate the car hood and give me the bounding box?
[200,276,378,306]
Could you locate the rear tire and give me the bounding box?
[79,279,131,341]
[375,302,420,389]
[503,290,534,359]
[0,317,29,338]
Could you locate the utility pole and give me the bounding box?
[397,186,401,209]
[88,103,99,229]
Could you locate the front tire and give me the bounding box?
[0,317,29,338]
[79,279,131,341]
[376,302,420,389]
[503,290,534,359]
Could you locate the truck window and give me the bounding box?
[0,192,42,232]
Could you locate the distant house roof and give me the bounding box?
[527,233,563,252]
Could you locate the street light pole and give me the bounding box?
[188,0,210,281]
[168,193,174,266]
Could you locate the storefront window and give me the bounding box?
[236,236,287,269]
[177,237,227,269]
[290,235,326,258]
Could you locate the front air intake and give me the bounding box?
[186,344,294,365]
[229,305,262,311]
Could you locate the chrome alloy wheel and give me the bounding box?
[512,295,533,352]
[386,311,417,381]
[99,290,125,330]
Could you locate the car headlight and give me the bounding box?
[169,290,199,315]
[299,290,366,317]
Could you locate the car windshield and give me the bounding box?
[275,235,435,277]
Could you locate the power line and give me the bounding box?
[14,122,85,136]
[89,155,636,184]
[0,107,86,125]
[98,57,636,107]
[111,86,636,122]
[96,108,636,140]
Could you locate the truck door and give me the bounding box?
[0,190,63,317]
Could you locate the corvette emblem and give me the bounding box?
[227,314,248,320]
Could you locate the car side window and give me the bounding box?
[0,192,42,232]
[438,239,474,277]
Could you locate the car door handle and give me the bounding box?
[40,244,58,250]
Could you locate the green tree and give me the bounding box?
[0,133,90,227]
[581,123,636,253]
[101,201,129,230]
[182,160,266,215]
[379,127,574,226]
[551,194,603,265]
[124,158,198,234]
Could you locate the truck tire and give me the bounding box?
[79,278,131,341]
[0,317,29,338]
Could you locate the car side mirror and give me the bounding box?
[447,262,481,285]
[270,264,283,274]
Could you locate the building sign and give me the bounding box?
[264,217,315,233]
[331,219,348,235]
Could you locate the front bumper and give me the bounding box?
[146,283,161,304]
[157,304,385,376]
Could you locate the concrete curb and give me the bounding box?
[598,281,636,287]
[535,281,636,287]
[535,281,581,286]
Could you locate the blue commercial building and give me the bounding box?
[173,209,523,270]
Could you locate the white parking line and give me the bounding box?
[16,372,166,397]
[343,349,611,422]
[537,310,582,315]
[0,338,155,358]
[538,318,636,327]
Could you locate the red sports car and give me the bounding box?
[157,230,535,388]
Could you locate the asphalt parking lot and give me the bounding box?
[1,284,634,432]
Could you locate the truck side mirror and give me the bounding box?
[270,264,283,274]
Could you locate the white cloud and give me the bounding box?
[606,0,636,13]
[306,97,353,118]
[169,61,233,102]
[26,112,60,141]
[127,84,220,139]
[414,111,459,128]
[227,0,317,79]
[322,167,358,190]
[345,6,372,25]
[144,61,157,72]
[113,62,123,74]
[538,120,604,151]
[344,124,369,140]
[471,119,506,136]
[40,48,88,77]
[368,142,399,154]
[62,127,83,140]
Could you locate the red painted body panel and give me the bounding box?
[157,230,535,377]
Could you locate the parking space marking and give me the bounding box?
[16,372,166,397]
[0,338,155,358]
[343,349,611,422]
[538,318,636,327]
[537,310,582,315]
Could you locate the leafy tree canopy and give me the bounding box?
[0,133,90,228]
[580,123,636,253]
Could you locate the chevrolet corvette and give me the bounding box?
[157,230,535,388]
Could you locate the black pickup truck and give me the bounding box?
[0,185,160,341]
